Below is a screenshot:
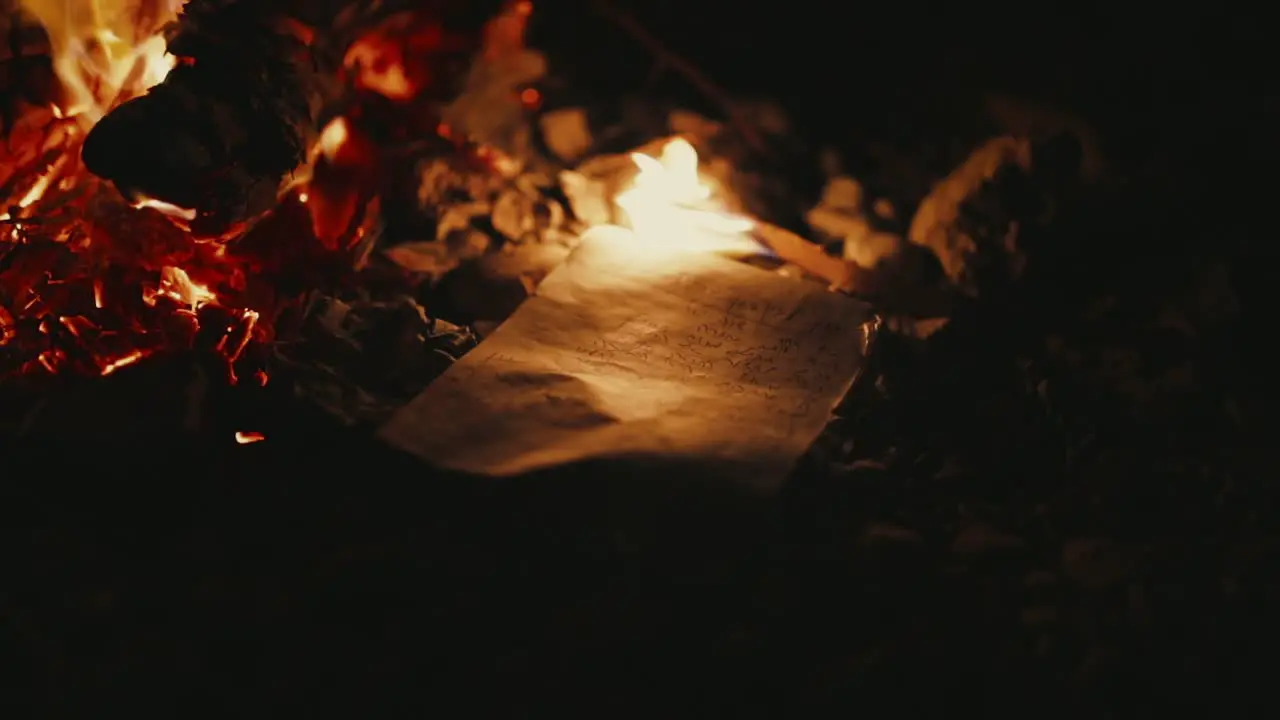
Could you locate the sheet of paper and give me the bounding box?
[380,226,873,489]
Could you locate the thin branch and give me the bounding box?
[585,0,773,159]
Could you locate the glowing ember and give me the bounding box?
[317,117,352,162]
[234,431,265,445]
[613,138,761,255]
[132,196,197,222]
[0,1,274,380]
[100,349,147,375]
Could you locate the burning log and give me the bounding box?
[80,0,339,236]
[76,0,508,236]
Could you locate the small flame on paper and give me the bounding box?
[612,138,762,256]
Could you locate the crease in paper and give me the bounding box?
[379,227,872,489]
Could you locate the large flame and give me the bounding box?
[2,0,183,219]
[612,138,761,255]
[0,0,273,381]
[19,0,182,125]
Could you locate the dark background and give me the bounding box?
[535,3,1269,146]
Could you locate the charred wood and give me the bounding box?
[0,6,55,131]
[80,0,336,235]
[79,0,500,236]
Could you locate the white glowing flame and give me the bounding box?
[132,195,197,221]
[613,138,760,255]
[19,0,184,126]
[144,265,215,309]
[316,117,351,162]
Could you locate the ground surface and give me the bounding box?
[3,4,1277,718]
[1,254,1271,717]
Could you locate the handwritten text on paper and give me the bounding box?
[379,227,873,489]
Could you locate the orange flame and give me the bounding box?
[132,195,197,222]
[100,348,147,375]
[19,0,183,126]
[144,266,216,309]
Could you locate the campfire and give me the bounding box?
[2,0,874,428]
[2,0,266,382]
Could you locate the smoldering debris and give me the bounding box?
[273,292,478,427]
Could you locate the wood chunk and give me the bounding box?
[79,0,496,233]
[81,1,335,235]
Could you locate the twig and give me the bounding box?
[585,0,773,160]
[751,219,853,290]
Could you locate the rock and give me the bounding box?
[907,136,1033,294]
[539,108,593,163]
[871,198,896,221]
[416,157,504,212]
[805,205,859,240]
[558,147,648,227]
[532,197,565,234]
[491,189,536,241]
[844,225,904,270]
[806,176,904,271]
[384,230,491,279]
[886,316,950,339]
[385,242,455,276]
[434,201,492,241]
[557,170,612,226]
[819,176,865,213]
[429,261,530,324]
[985,94,1104,178]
